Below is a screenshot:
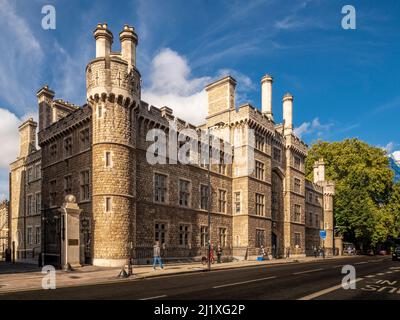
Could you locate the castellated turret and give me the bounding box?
[86,23,141,267]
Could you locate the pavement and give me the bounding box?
[2,255,398,299]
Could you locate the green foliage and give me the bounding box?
[306,138,397,249]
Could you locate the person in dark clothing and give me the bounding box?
[216,243,222,263]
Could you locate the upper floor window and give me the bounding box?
[80,170,90,201]
[218,189,227,213]
[154,173,167,203]
[234,192,241,214]
[105,197,112,213]
[105,151,112,168]
[255,132,265,152]
[294,204,301,222]
[200,185,209,210]
[200,226,208,247]
[255,161,265,180]
[64,175,72,196]
[49,180,57,207]
[50,143,58,159]
[179,180,190,207]
[308,192,313,203]
[218,153,226,175]
[256,193,265,216]
[315,214,319,228]
[35,163,41,179]
[64,136,72,157]
[27,227,33,245]
[36,193,41,214]
[273,147,281,162]
[80,128,90,151]
[294,156,301,170]
[27,167,34,183]
[27,195,34,215]
[294,178,301,193]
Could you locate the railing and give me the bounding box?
[133,245,233,264]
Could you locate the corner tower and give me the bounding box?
[86,23,140,267]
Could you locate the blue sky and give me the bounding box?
[0,0,399,198]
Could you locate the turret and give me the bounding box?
[313,158,325,184]
[87,23,140,267]
[205,76,236,117]
[261,74,273,121]
[283,93,293,136]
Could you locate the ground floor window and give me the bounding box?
[256,229,265,248]
[218,228,227,247]
[155,223,167,245]
[179,224,190,247]
[35,226,41,245]
[200,226,208,247]
[294,232,301,247]
[27,227,33,245]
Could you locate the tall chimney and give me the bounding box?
[261,74,273,121]
[94,23,113,58]
[18,118,37,158]
[119,25,138,71]
[283,93,293,135]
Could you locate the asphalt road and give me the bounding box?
[1,255,399,300]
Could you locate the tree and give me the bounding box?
[306,138,395,250]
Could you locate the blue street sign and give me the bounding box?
[320,230,327,240]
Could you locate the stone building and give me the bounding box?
[9,23,335,267]
[0,200,9,258]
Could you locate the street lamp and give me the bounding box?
[207,122,224,272]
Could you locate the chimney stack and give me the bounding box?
[119,25,138,71]
[261,74,273,121]
[283,93,293,135]
[18,118,37,158]
[94,23,113,58]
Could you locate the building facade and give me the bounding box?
[9,23,335,267]
[0,200,9,259]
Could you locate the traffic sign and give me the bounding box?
[320,230,327,240]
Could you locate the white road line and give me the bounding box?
[365,275,375,278]
[332,265,344,268]
[140,295,167,300]
[213,276,277,289]
[354,262,368,265]
[298,278,364,300]
[293,268,324,275]
[377,273,385,276]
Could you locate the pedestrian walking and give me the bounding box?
[260,245,266,260]
[153,241,164,270]
[216,243,222,263]
[313,246,318,258]
[286,247,290,259]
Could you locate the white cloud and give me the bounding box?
[0,0,43,113]
[0,108,22,169]
[384,142,396,154]
[392,151,400,163]
[142,48,257,125]
[294,118,333,138]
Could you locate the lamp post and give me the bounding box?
[207,122,224,272]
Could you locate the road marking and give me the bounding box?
[386,271,394,274]
[298,278,364,300]
[377,273,385,276]
[332,265,344,268]
[354,262,368,265]
[293,268,324,275]
[365,275,375,278]
[140,295,167,300]
[213,276,277,289]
